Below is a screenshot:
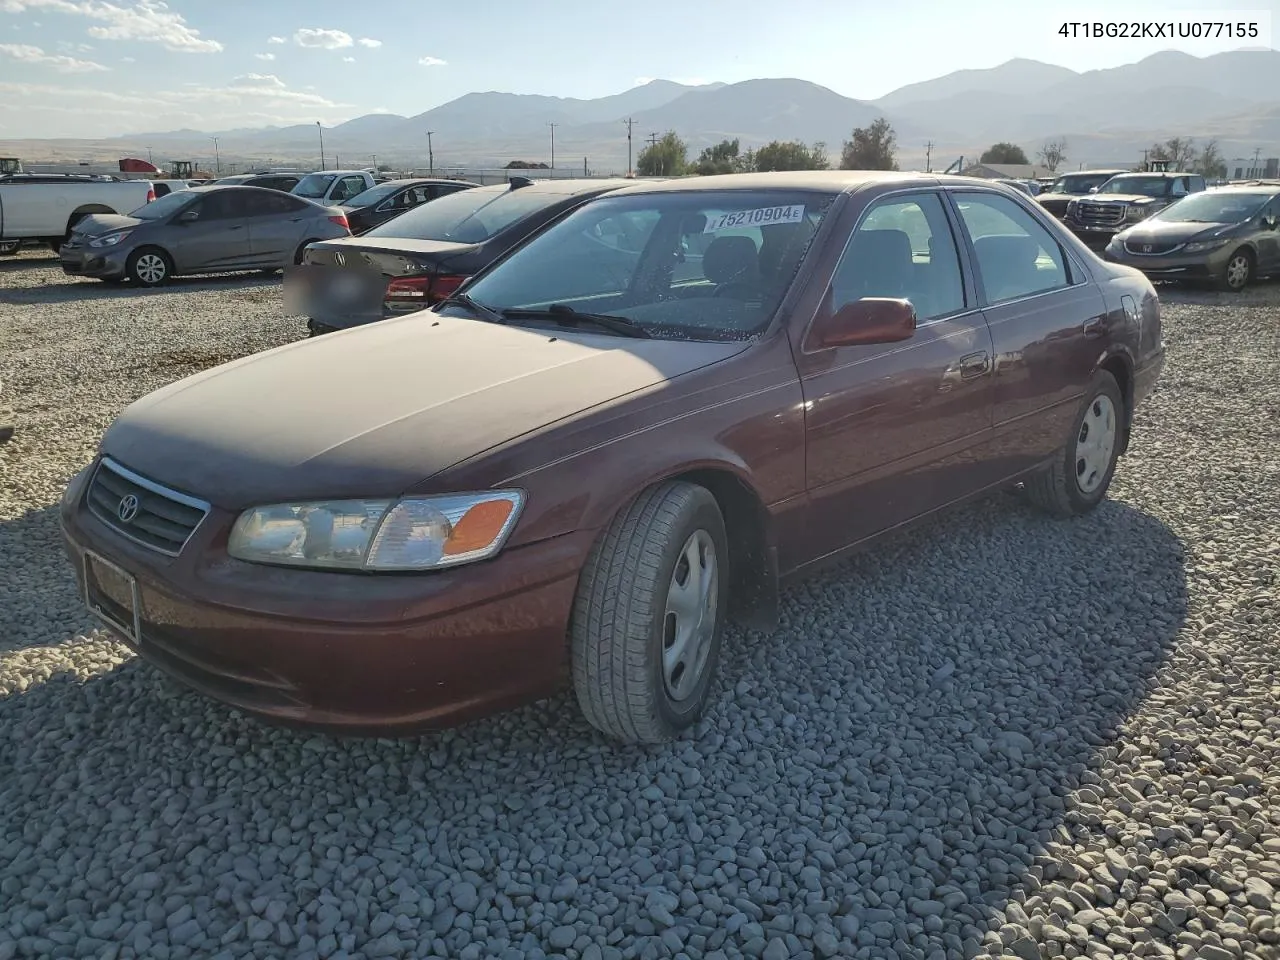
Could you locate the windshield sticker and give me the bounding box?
[704,205,806,232]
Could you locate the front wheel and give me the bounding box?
[1217,248,1253,292]
[127,247,172,287]
[571,482,729,744]
[1024,370,1124,517]
[0,240,19,256]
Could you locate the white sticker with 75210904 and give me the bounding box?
[703,205,806,232]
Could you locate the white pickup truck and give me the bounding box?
[0,174,156,254]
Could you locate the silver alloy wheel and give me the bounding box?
[662,529,718,702]
[1075,394,1117,494]
[134,253,167,284]
[1225,253,1251,290]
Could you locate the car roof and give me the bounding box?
[1205,186,1278,197]
[611,169,1035,197]
[187,183,317,200]
[376,178,480,188]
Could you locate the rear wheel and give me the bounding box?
[571,482,728,744]
[1024,370,1123,517]
[0,240,19,256]
[1217,247,1253,292]
[127,247,172,287]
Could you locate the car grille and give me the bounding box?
[1074,202,1126,226]
[1124,240,1182,256]
[85,457,210,556]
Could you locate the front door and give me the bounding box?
[169,189,253,272]
[792,189,998,565]
[1257,197,1280,274]
[946,189,1109,475]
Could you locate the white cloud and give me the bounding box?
[254,51,274,61]
[231,72,286,90]
[633,75,711,86]
[293,27,352,49]
[0,0,222,53]
[119,54,132,61]
[418,55,445,67]
[266,35,284,44]
[0,41,107,71]
[341,55,354,62]
[356,37,380,48]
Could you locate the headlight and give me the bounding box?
[89,231,131,248]
[227,490,525,571]
[1183,239,1228,253]
[1066,200,1078,216]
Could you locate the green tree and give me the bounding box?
[980,142,1030,165]
[693,138,743,175]
[840,118,898,171]
[753,140,830,172]
[636,131,688,177]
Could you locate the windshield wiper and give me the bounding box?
[501,303,652,339]
[438,293,505,324]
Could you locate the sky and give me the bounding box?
[0,0,1275,139]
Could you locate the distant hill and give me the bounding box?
[4,49,1277,172]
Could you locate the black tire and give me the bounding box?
[1024,370,1124,517]
[0,240,18,256]
[1217,247,1253,292]
[294,240,319,265]
[126,247,172,287]
[571,481,729,744]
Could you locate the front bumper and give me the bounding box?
[59,462,593,735]
[60,244,128,279]
[1101,245,1229,281]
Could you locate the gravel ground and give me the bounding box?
[1,252,1278,960]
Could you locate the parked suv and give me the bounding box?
[1036,169,1127,219]
[1064,172,1206,246]
[1103,185,1280,291]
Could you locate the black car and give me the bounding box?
[338,178,479,234]
[1036,169,1127,220]
[286,176,636,335]
[211,173,301,193]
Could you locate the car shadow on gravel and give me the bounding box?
[0,492,1188,957]
[0,506,94,654]
[0,271,280,304]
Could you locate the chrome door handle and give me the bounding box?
[959,352,991,378]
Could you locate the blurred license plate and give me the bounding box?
[83,550,142,646]
[285,265,378,318]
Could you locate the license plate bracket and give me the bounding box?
[83,549,142,646]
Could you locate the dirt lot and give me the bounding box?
[1,251,1278,960]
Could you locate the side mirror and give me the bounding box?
[178,209,200,223]
[1088,186,1099,193]
[811,297,917,350]
[1264,215,1279,231]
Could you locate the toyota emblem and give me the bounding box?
[1142,244,1153,253]
[117,494,140,524]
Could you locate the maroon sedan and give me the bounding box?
[60,171,1166,744]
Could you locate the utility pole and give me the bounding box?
[548,122,558,177]
[210,136,220,175]
[316,122,325,171]
[925,140,933,173]
[1253,147,1262,176]
[583,157,587,176]
[371,154,377,172]
[646,133,660,176]
[623,118,634,175]
[427,131,434,175]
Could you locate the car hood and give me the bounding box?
[1118,219,1238,244]
[101,314,745,509]
[74,213,143,237]
[1083,194,1164,205]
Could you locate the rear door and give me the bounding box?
[244,190,311,266]
[945,188,1107,476]
[1257,195,1280,274]
[169,190,254,271]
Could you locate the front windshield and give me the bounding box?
[129,190,195,219]
[345,182,404,207]
[1154,192,1268,224]
[363,185,563,242]
[1050,174,1115,194]
[450,190,836,343]
[293,173,337,198]
[1097,176,1171,197]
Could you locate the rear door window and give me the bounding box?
[951,192,1070,303]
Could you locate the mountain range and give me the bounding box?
[6,48,1279,173]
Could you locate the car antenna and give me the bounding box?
[508,176,534,190]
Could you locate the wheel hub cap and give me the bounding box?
[1226,256,1249,289]
[662,529,718,702]
[1075,394,1117,494]
[136,255,165,283]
